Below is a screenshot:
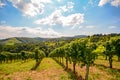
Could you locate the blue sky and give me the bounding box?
[0,0,120,39]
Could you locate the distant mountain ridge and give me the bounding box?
[0,35,87,45]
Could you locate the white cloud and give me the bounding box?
[35,9,84,27]
[0,26,62,39]
[24,3,44,16]
[111,0,120,7]
[60,6,68,12]
[86,26,95,28]
[98,0,109,6]
[61,13,84,26]
[108,26,117,29]
[98,0,120,7]
[81,31,93,35]
[0,0,6,8]
[60,2,74,12]
[31,0,52,4]
[0,3,5,8]
[35,10,62,26]
[9,0,52,17]
[71,25,95,30]
[67,2,74,9]
[42,0,51,3]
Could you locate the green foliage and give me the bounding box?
[49,38,97,79]
[104,40,116,68]
[93,45,105,55]
[0,51,35,64]
[34,48,46,62]
[0,51,21,63]
[114,39,120,61]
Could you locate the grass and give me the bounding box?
[0,59,35,75]
[37,58,63,71]
[36,58,71,80]
[95,56,120,69]
[0,58,72,80]
[60,56,120,80]
[0,57,120,80]
[94,56,120,80]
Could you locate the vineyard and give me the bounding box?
[0,34,120,80]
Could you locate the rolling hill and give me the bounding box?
[0,38,22,45]
[0,35,87,45]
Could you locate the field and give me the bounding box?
[0,57,120,80]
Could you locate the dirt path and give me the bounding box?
[5,58,69,80]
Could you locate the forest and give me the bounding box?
[0,33,120,80]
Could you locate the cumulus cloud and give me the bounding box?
[98,0,120,7]
[34,1,84,27]
[9,0,52,17]
[35,10,62,26]
[108,26,117,29]
[35,9,84,27]
[0,26,62,39]
[61,13,84,26]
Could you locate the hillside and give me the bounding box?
[0,38,22,45]
[0,35,87,45]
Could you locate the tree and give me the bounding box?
[69,41,80,73]
[94,44,106,59]
[21,51,26,62]
[104,40,116,68]
[63,44,71,70]
[78,39,97,80]
[115,39,120,61]
[34,48,45,62]
[0,52,6,63]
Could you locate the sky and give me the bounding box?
[0,0,120,39]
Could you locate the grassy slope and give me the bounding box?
[94,56,120,80]
[4,38,21,45]
[61,56,120,80]
[36,58,71,80]
[0,57,120,80]
[0,59,35,75]
[0,58,71,80]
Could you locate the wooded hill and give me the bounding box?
[0,35,87,45]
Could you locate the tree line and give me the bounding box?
[0,40,67,63]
